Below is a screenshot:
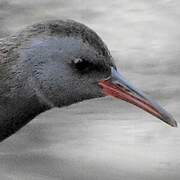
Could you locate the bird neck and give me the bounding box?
[0,96,51,142]
[0,79,54,141]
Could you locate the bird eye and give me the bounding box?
[71,58,96,73]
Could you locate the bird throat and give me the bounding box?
[29,77,55,109]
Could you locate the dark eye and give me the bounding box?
[71,58,100,73]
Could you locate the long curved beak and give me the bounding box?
[99,67,177,127]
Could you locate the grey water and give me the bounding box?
[0,0,180,179]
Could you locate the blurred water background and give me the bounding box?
[0,0,180,179]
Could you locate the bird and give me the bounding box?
[0,19,177,142]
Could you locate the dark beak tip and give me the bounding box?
[164,117,178,127]
[171,120,178,128]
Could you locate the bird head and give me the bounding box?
[20,20,177,127]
